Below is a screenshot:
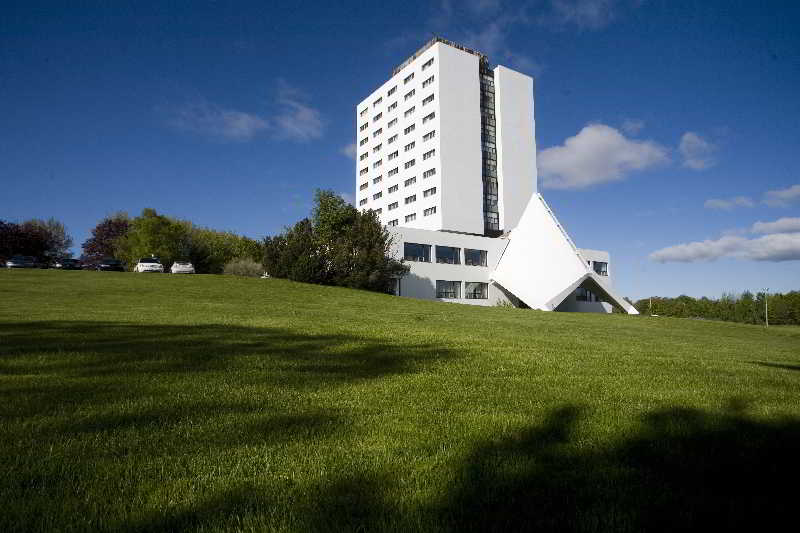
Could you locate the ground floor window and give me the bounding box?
[576,287,601,302]
[464,282,488,299]
[436,280,461,299]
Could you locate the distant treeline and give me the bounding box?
[633,291,800,325]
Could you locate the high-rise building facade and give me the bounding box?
[354,38,535,236]
[354,38,638,314]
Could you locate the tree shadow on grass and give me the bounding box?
[750,361,800,372]
[294,404,800,532]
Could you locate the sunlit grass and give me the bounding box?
[1,270,798,531]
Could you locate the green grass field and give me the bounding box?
[1,270,798,532]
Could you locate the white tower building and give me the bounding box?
[354,38,638,314]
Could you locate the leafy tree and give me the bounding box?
[81,213,130,265]
[263,189,408,293]
[113,208,189,268]
[1,218,72,262]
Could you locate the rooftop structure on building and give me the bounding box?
[353,38,638,314]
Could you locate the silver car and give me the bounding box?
[170,261,195,274]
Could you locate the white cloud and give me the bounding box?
[338,192,354,205]
[751,217,800,235]
[763,184,800,207]
[273,79,324,142]
[703,196,754,210]
[621,118,644,135]
[340,143,357,160]
[548,0,619,29]
[649,233,800,263]
[679,132,716,170]
[168,101,269,141]
[538,123,668,189]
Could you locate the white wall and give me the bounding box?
[389,226,511,306]
[494,66,536,231]
[437,44,484,235]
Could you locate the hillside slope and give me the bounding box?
[1,270,799,531]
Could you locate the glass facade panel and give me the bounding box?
[465,282,488,299]
[435,246,461,264]
[464,249,487,266]
[436,280,461,299]
[404,243,430,262]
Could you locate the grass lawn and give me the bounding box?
[1,269,799,532]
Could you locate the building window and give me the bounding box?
[388,118,398,128]
[388,202,398,210]
[422,75,435,88]
[373,143,382,153]
[360,137,368,146]
[404,89,415,101]
[373,112,382,122]
[436,245,460,264]
[404,159,415,169]
[360,108,367,117]
[388,167,398,176]
[373,160,382,169]
[593,261,608,276]
[388,184,398,193]
[404,106,415,117]
[359,182,368,191]
[576,287,601,302]
[373,191,382,200]
[388,85,397,96]
[388,150,399,160]
[388,134,398,144]
[424,206,436,216]
[436,280,460,299]
[375,208,382,215]
[373,128,382,137]
[404,141,415,152]
[405,176,417,187]
[359,198,368,206]
[423,149,435,160]
[388,219,398,227]
[465,282,488,299]
[464,249,487,267]
[388,101,397,111]
[422,94,434,106]
[423,168,436,179]
[373,97,382,107]
[423,186,436,197]
[404,242,430,262]
[404,73,414,84]
[423,112,435,124]
[359,153,368,161]
[405,213,416,222]
[359,168,368,176]
[422,58,434,70]
[373,175,382,184]
[360,123,368,131]
[404,124,416,135]
[423,130,436,141]
[404,194,416,204]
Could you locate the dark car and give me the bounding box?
[5,255,37,268]
[96,258,125,272]
[52,258,83,270]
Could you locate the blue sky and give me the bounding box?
[2,0,798,299]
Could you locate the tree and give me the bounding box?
[263,189,408,293]
[82,213,130,265]
[113,208,189,269]
[21,218,74,259]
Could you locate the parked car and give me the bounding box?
[5,255,37,268]
[52,258,83,270]
[134,257,164,273]
[170,261,195,274]
[96,258,125,272]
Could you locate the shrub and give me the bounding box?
[223,258,264,278]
